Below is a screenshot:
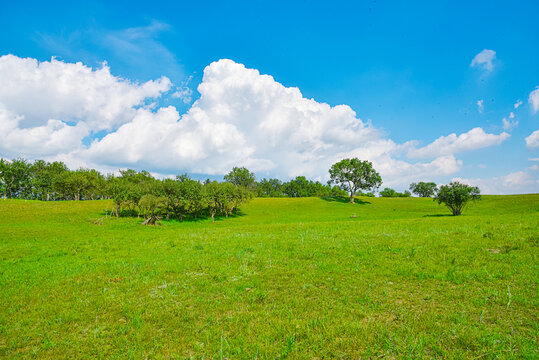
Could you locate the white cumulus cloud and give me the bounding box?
[0,54,171,131]
[406,127,510,159]
[83,59,385,177]
[453,165,539,195]
[526,130,539,149]
[0,56,518,190]
[470,49,496,72]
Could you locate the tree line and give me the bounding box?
[0,158,349,201]
[1,157,480,218]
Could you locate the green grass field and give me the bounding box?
[0,195,538,359]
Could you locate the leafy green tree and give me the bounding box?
[224,167,256,190]
[53,169,100,200]
[159,177,206,221]
[379,188,397,197]
[0,158,32,199]
[31,160,68,200]
[205,181,224,222]
[138,194,166,225]
[409,182,437,197]
[329,158,382,203]
[257,178,284,197]
[183,178,207,219]
[435,181,481,215]
[379,188,411,198]
[283,176,311,197]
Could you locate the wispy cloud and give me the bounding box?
[470,49,496,72]
[36,20,185,84]
[529,87,539,114]
[477,99,484,113]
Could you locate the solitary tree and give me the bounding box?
[329,158,382,203]
[409,182,437,197]
[435,181,481,215]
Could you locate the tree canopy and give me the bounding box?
[329,158,382,203]
[224,167,256,189]
[435,181,481,215]
[409,182,437,197]
[379,188,411,198]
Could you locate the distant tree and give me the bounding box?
[409,182,437,197]
[0,159,7,199]
[138,194,166,225]
[379,188,411,198]
[31,160,68,200]
[0,158,32,199]
[257,178,284,197]
[435,181,481,216]
[329,158,382,203]
[379,188,397,197]
[224,167,256,189]
[283,176,311,197]
[205,181,225,223]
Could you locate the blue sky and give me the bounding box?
[1,0,538,193]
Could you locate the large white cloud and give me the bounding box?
[406,127,510,159]
[82,59,383,176]
[0,104,89,157]
[0,54,171,131]
[526,130,539,149]
[80,59,466,184]
[0,55,522,191]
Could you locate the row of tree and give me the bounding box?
[0,158,455,202]
[1,157,480,216]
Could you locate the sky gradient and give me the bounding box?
[1,0,538,194]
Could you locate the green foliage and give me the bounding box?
[224,166,256,190]
[435,181,481,215]
[410,181,437,197]
[0,195,537,358]
[138,194,167,225]
[30,160,68,200]
[256,178,284,197]
[0,158,32,199]
[281,176,346,198]
[379,188,411,198]
[329,158,382,203]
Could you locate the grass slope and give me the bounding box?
[0,195,538,359]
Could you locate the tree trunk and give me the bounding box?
[349,191,355,203]
[211,213,215,223]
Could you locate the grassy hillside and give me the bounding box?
[0,195,538,359]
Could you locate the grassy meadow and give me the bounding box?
[0,195,538,359]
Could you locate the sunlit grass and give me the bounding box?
[0,195,537,358]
